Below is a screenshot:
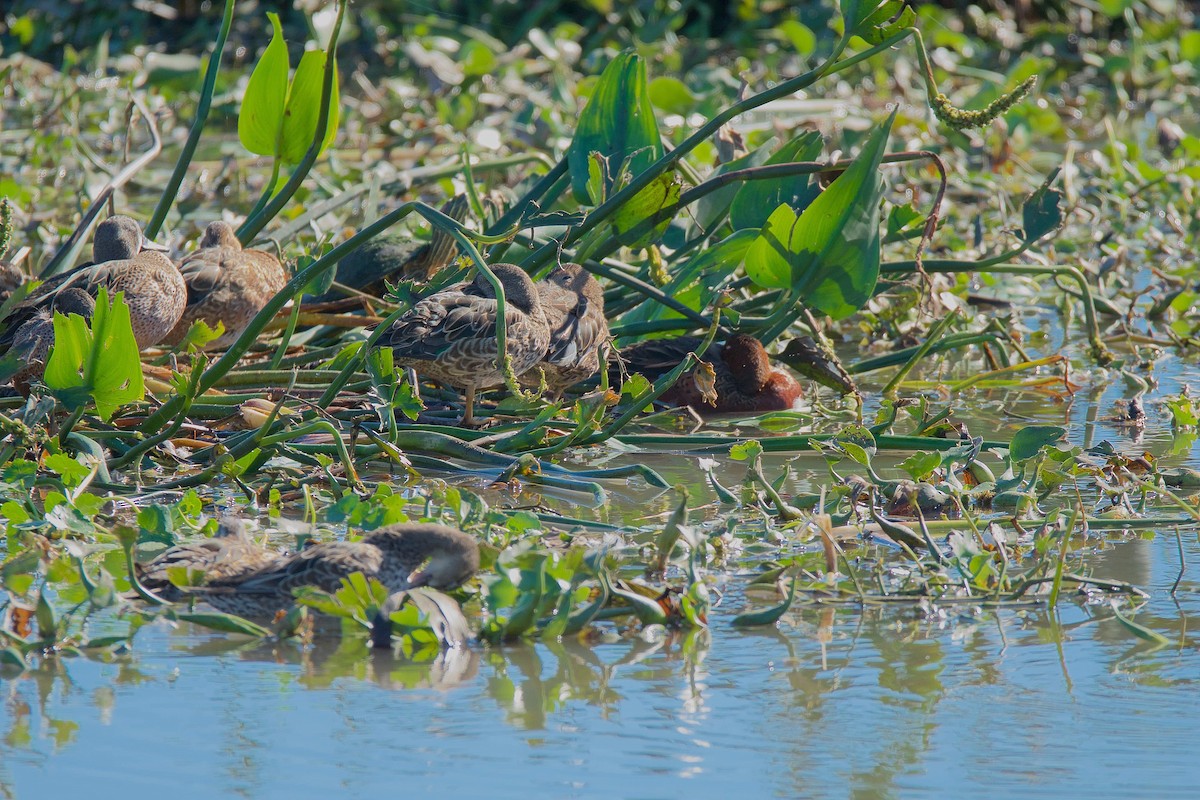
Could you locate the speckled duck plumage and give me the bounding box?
[521,262,609,398]
[161,221,288,349]
[374,263,551,426]
[191,523,481,618]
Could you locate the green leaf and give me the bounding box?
[731,576,796,628]
[567,52,663,204]
[1008,425,1066,463]
[175,611,272,638]
[743,110,893,319]
[611,173,681,248]
[729,130,823,231]
[854,1,915,45]
[238,12,290,158]
[44,288,145,421]
[280,48,341,164]
[898,450,943,481]
[647,76,695,115]
[778,20,817,57]
[1021,183,1064,243]
[729,440,763,461]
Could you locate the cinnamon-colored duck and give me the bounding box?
[616,333,802,414]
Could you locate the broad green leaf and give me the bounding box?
[238,13,290,157]
[611,173,681,248]
[280,49,341,164]
[743,110,894,319]
[778,20,816,56]
[647,76,695,115]
[854,1,915,45]
[45,289,145,421]
[694,137,776,231]
[568,52,662,204]
[899,450,943,481]
[1021,183,1064,243]
[729,130,824,231]
[1009,425,1066,463]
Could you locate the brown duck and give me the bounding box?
[135,517,284,602]
[4,216,185,349]
[317,194,468,301]
[616,333,803,414]
[521,262,609,399]
[161,221,288,349]
[9,288,95,395]
[375,263,551,427]
[193,523,480,618]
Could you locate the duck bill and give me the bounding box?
[139,235,171,253]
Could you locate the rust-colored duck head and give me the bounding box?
[717,334,803,412]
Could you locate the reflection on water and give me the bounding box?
[4,529,1200,798]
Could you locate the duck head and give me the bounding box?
[200,221,241,250]
[92,215,168,262]
[720,333,774,394]
[546,262,604,310]
[472,263,541,315]
[52,287,96,320]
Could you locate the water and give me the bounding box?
[2,527,1197,799]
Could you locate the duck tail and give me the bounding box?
[408,194,468,281]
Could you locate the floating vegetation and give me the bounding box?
[0,0,1197,686]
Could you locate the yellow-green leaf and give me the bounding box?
[280,49,340,164]
[238,12,290,157]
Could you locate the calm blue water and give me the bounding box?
[4,530,1199,799]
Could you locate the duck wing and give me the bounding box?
[177,249,225,307]
[379,291,502,361]
[206,540,383,596]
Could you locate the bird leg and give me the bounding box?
[459,383,479,428]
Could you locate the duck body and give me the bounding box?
[10,288,95,395]
[376,263,550,426]
[5,216,185,350]
[135,518,283,602]
[617,333,802,415]
[161,221,288,349]
[318,195,467,300]
[194,523,480,618]
[522,263,609,397]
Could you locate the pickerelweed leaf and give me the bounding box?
[280,48,341,164]
[44,288,145,421]
[238,12,289,157]
[1021,182,1064,243]
[611,172,681,248]
[729,130,824,231]
[743,109,894,319]
[567,51,662,204]
[1009,425,1066,463]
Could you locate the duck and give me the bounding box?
[135,517,284,602]
[3,215,185,350]
[615,333,802,414]
[521,262,609,399]
[160,221,289,349]
[375,263,551,427]
[192,523,480,618]
[9,288,95,395]
[315,194,468,301]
